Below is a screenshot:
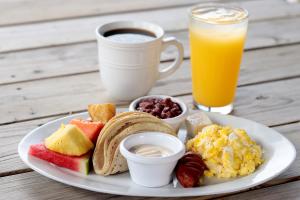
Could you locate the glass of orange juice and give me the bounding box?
[189,4,248,114]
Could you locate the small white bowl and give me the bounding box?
[129,95,189,131]
[120,132,185,187]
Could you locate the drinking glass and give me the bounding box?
[189,4,248,114]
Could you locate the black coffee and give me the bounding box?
[104,28,156,43]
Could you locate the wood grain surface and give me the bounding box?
[1,0,299,199]
[1,171,300,200]
[0,0,205,26]
[1,16,300,85]
[1,0,300,52]
[1,44,300,125]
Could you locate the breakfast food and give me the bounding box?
[187,125,263,178]
[70,119,104,143]
[129,144,172,157]
[136,97,182,119]
[120,132,185,187]
[92,111,176,176]
[45,124,94,156]
[88,103,116,123]
[185,111,212,136]
[29,144,91,174]
[27,100,265,190]
[175,152,207,187]
[28,103,117,175]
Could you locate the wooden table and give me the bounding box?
[1,0,300,199]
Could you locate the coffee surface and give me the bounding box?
[104,28,156,43]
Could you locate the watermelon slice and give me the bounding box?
[29,143,90,174]
[70,119,104,143]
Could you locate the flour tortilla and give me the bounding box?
[92,112,176,175]
[93,112,156,174]
[108,122,176,174]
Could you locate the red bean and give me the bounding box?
[136,97,182,119]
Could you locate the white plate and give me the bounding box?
[18,112,296,197]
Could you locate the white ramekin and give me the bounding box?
[120,132,185,187]
[129,95,189,131]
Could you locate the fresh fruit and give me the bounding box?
[175,152,207,188]
[29,143,90,174]
[45,124,94,156]
[70,119,104,143]
[88,103,116,123]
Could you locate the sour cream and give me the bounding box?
[129,144,173,157]
[120,132,185,187]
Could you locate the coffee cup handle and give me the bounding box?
[158,37,184,79]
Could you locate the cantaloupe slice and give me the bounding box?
[70,119,104,143]
[45,124,94,156]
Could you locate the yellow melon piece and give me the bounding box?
[45,124,94,156]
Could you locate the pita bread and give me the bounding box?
[92,112,176,175]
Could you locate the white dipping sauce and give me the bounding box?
[129,144,173,157]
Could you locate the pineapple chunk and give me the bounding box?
[45,124,94,156]
[88,103,116,123]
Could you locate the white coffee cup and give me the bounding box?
[96,21,184,101]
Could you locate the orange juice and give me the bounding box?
[189,4,248,113]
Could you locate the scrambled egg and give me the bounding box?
[186,125,263,178]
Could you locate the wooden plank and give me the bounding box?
[1,0,300,52]
[221,180,300,200]
[0,42,99,85]
[1,164,300,200]
[0,117,59,175]
[211,78,300,126]
[1,43,300,125]
[0,0,202,26]
[1,15,300,85]
[0,172,112,200]
[269,122,300,181]
[238,43,300,86]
